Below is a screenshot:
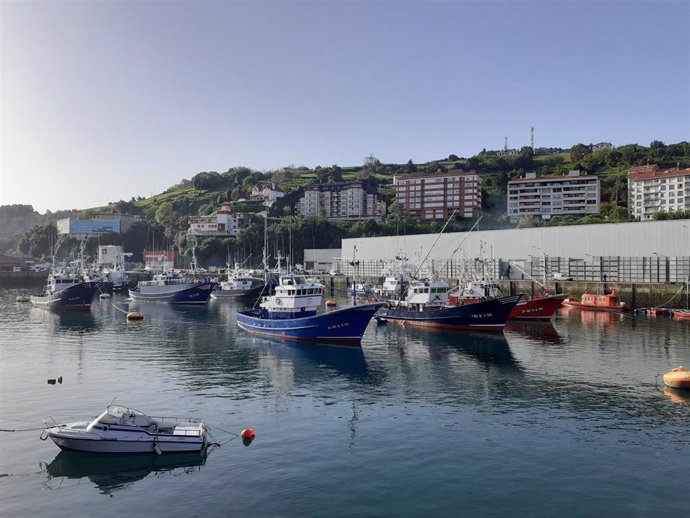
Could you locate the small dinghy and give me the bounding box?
[16,295,31,302]
[41,404,214,454]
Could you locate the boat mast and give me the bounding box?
[412,209,458,280]
[262,213,268,285]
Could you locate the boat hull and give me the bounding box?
[211,284,266,300]
[562,300,626,312]
[236,303,384,344]
[30,283,98,310]
[46,423,208,454]
[509,294,567,321]
[128,282,215,304]
[377,295,522,332]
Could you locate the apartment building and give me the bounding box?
[507,170,599,223]
[627,165,690,221]
[295,181,384,221]
[393,170,481,220]
[187,202,242,237]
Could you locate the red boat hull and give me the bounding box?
[509,294,567,321]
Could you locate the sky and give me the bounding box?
[1,0,689,213]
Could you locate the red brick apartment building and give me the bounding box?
[393,170,481,220]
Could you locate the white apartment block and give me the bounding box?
[187,202,242,237]
[627,165,690,221]
[507,171,599,223]
[295,181,384,221]
[394,170,481,221]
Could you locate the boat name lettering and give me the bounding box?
[327,322,351,330]
[523,307,544,314]
[471,313,493,319]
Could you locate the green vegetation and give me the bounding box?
[3,140,689,264]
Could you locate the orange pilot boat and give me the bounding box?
[562,288,628,312]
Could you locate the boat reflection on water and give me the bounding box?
[42,450,209,495]
[377,324,521,371]
[663,387,690,404]
[560,306,624,326]
[32,307,99,334]
[504,321,563,345]
[240,335,370,380]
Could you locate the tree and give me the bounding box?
[570,143,592,163]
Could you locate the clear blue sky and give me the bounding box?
[2,0,689,213]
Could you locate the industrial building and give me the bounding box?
[57,215,137,236]
[338,219,690,283]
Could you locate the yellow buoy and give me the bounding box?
[127,312,144,321]
[663,366,690,390]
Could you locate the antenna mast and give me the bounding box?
[530,126,534,150]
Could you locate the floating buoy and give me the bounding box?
[16,295,30,302]
[100,293,111,299]
[47,376,63,385]
[663,366,690,390]
[240,428,256,440]
[127,312,144,321]
[325,299,336,307]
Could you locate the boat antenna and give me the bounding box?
[107,396,117,408]
[412,209,457,279]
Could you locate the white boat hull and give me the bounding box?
[46,423,208,454]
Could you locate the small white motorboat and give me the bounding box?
[41,404,214,454]
[16,295,31,302]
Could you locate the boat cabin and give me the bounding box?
[399,280,450,309]
[260,274,325,319]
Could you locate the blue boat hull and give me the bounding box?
[128,282,215,304]
[236,303,384,345]
[376,295,523,332]
[30,283,99,310]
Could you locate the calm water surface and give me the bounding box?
[1,288,689,517]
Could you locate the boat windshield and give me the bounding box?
[95,405,156,427]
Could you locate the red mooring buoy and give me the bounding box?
[241,428,256,440]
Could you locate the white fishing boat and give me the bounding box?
[41,404,214,454]
[211,264,265,300]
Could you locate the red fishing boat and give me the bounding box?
[562,288,628,312]
[509,292,568,321]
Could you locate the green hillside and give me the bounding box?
[3,140,689,263]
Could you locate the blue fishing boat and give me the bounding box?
[376,278,522,332]
[236,273,383,345]
[128,272,216,304]
[30,269,98,310]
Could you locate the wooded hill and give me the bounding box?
[3,140,689,265]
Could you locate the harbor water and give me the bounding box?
[1,287,689,517]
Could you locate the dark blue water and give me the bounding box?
[1,288,689,517]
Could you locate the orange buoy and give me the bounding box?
[127,312,144,321]
[325,299,337,307]
[241,428,256,440]
[663,366,690,390]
